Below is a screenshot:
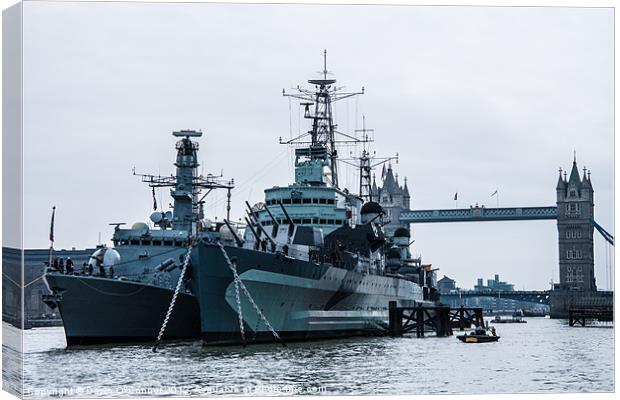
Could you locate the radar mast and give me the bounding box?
[281,50,364,188]
[133,130,234,233]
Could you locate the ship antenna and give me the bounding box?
[323,49,328,81]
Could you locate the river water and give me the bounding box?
[8,318,614,398]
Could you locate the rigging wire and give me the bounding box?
[208,149,289,210]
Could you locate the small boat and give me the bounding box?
[457,326,500,343]
[457,334,500,343]
[521,309,547,317]
[493,313,527,324]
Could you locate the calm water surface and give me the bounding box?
[11,318,614,397]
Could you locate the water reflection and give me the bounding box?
[11,318,614,398]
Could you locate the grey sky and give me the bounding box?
[21,3,613,290]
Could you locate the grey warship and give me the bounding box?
[44,130,235,345]
[188,57,437,345]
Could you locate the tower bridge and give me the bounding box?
[400,206,558,223]
[441,290,551,305]
[373,157,613,317]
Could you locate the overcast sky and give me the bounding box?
[21,3,613,290]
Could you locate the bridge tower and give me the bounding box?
[556,156,596,291]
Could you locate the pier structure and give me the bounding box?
[387,302,484,338]
[375,157,613,318]
[569,305,613,327]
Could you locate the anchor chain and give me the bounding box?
[152,239,194,352]
[217,241,285,346]
[232,262,246,345]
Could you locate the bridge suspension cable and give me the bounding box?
[590,218,614,246]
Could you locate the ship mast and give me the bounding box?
[281,50,364,188]
[133,130,234,233]
[340,115,398,202]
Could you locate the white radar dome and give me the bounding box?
[88,247,121,269]
[102,248,121,267]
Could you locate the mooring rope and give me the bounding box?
[216,241,285,346]
[152,239,194,352]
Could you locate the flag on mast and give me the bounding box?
[49,206,56,243]
[454,192,458,201]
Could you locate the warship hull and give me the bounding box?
[191,242,425,345]
[44,273,200,345]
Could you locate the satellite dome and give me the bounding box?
[394,227,411,238]
[361,201,382,215]
[131,222,149,231]
[150,212,164,224]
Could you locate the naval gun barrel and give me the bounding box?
[157,258,177,272]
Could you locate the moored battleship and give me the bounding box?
[188,57,437,345]
[44,130,235,345]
